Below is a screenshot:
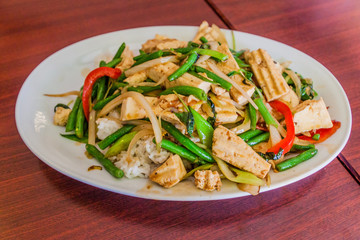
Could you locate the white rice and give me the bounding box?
[96,118,122,140]
[113,136,171,178]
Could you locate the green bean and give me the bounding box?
[247,132,270,146]
[290,144,315,153]
[60,133,88,143]
[96,61,107,101]
[191,48,228,61]
[156,139,199,163]
[54,103,70,112]
[173,47,194,54]
[133,50,164,66]
[104,58,122,68]
[194,66,232,91]
[200,36,208,43]
[159,86,207,101]
[249,103,257,130]
[168,53,198,81]
[85,144,124,178]
[239,129,264,142]
[109,82,128,94]
[161,120,214,163]
[127,85,162,94]
[253,98,278,127]
[98,125,135,150]
[75,102,85,138]
[93,92,121,111]
[276,149,318,172]
[105,131,137,157]
[182,163,214,179]
[113,42,126,59]
[66,97,81,132]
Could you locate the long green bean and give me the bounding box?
[161,120,214,163]
[249,103,257,130]
[75,102,85,138]
[276,149,318,171]
[85,144,124,178]
[168,53,198,81]
[98,125,135,150]
[113,42,126,59]
[65,96,81,132]
[239,129,264,142]
[159,86,207,101]
[247,132,270,146]
[93,92,121,110]
[157,139,198,163]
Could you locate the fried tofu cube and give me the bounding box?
[193,21,228,45]
[246,49,289,101]
[141,34,187,53]
[212,125,271,178]
[115,46,135,71]
[194,170,222,191]
[53,107,71,126]
[149,154,187,188]
[214,95,238,124]
[124,71,148,85]
[120,97,158,121]
[293,97,333,134]
[209,44,255,106]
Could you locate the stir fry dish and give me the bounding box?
[49,21,341,195]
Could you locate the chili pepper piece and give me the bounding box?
[267,100,295,155]
[82,67,122,120]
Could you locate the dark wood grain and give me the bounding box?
[1,0,359,239]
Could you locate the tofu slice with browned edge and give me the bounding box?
[141,34,187,53]
[146,62,212,93]
[193,21,228,45]
[212,125,271,178]
[208,44,255,106]
[246,49,289,102]
[293,97,333,134]
[149,154,187,188]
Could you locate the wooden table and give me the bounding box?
[1,0,359,239]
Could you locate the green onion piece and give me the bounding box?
[253,98,278,127]
[168,53,198,81]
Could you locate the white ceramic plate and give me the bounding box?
[16,26,351,201]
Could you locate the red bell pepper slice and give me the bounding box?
[297,120,341,143]
[82,67,122,120]
[267,100,295,155]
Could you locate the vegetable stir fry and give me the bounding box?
[49,21,340,195]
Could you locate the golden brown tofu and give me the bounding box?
[246,49,289,102]
[209,44,255,106]
[212,125,271,178]
[53,107,71,126]
[149,154,187,188]
[194,170,222,191]
[293,97,333,134]
[193,21,227,45]
[120,97,159,121]
[115,46,135,71]
[213,95,238,124]
[123,71,148,85]
[141,34,187,53]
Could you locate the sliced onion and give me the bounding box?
[269,124,281,147]
[44,90,80,97]
[125,56,177,77]
[98,91,162,146]
[88,109,97,145]
[284,69,301,100]
[132,123,152,132]
[237,183,260,196]
[126,129,154,165]
[207,62,258,110]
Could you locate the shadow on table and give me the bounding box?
[39,160,324,231]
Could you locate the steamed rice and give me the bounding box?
[112,137,170,178]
